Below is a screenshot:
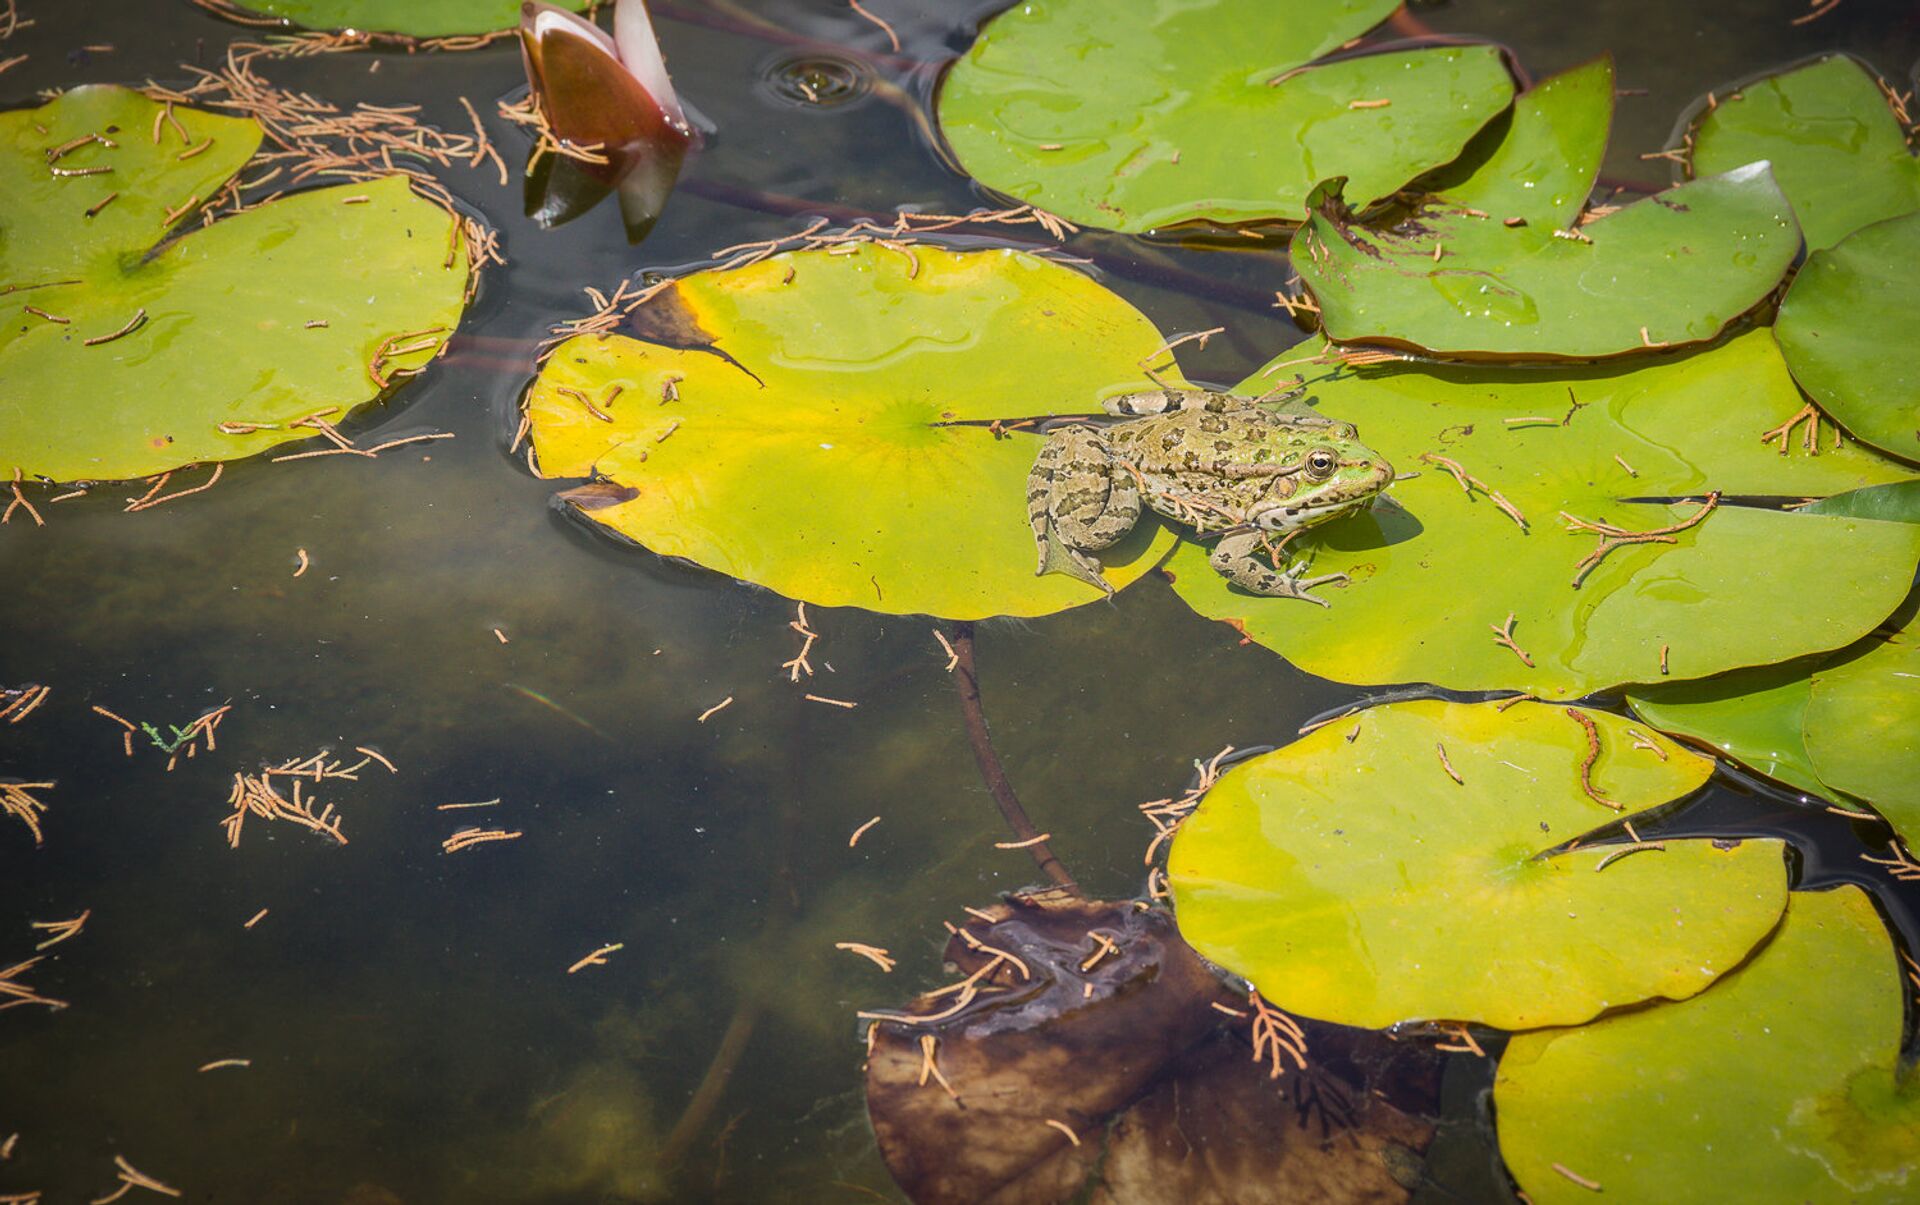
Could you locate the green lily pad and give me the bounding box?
[1166,699,1786,1031]
[526,243,1179,618]
[937,0,1515,233]
[1626,659,1827,799]
[1804,624,1920,842]
[2,86,471,483]
[1630,597,1919,843]
[1800,480,1920,524]
[1164,331,1920,697]
[209,0,590,38]
[1496,886,1918,1203]
[1688,55,1920,252]
[1418,55,1614,230]
[1296,57,1801,359]
[1775,212,1920,461]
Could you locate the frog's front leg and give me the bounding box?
[1028,427,1141,595]
[1102,388,1254,417]
[1210,531,1349,607]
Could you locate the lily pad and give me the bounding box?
[1166,699,1787,1031]
[1688,55,1920,252]
[1625,659,1828,800]
[208,0,591,39]
[1775,211,1920,461]
[1164,331,1920,696]
[1629,600,1920,842]
[1296,54,1800,358]
[1416,56,1614,231]
[936,0,1515,233]
[1804,624,1920,843]
[1495,886,1919,1203]
[527,243,1179,618]
[2,86,470,482]
[864,891,1439,1204]
[1800,479,1920,524]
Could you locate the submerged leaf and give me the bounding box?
[1687,54,1920,252]
[1164,332,1920,696]
[526,243,1180,618]
[937,0,1514,233]
[864,891,1439,1205]
[1296,57,1800,359]
[210,0,590,38]
[1167,699,1785,1031]
[1774,211,1920,461]
[1,86,471,482]
[1496,886,1920,1203]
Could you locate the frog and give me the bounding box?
[1026,388,1395,605]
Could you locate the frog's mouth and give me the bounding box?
[1246,491,1378,533]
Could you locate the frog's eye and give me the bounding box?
[1305,449,1338,479]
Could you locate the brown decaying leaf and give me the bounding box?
[864,890,1439,1204]
[555,481,641,510]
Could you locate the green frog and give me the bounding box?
[1027,388,1395,605]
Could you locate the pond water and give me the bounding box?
[3,1,1918,1202]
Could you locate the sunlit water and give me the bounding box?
[3,1,1918,1201]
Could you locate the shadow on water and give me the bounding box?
[3,0,1920,1202]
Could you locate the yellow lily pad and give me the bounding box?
[1166,699,1787,1030]
[1496,886,1919,1203]
[527,243,1180,617]
[1,86,470,483]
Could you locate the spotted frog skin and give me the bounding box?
[1026,389,1395,605]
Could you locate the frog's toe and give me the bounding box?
[1211,540,1346,605]
[1038,531,1114,595]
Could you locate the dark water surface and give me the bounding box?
[4,1,1919,1201]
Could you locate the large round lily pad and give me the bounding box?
[526,243,1180,618]
[1,86,470,482]
[1688,55,1920,252]
[1775,211,1920,461]
[1166,699,1787,1031]
[1296,55,1801,359]
[1165,331,1920,697]
[208,0,590,38]
[937,0,1515,233]
[1496,886,1918,1203]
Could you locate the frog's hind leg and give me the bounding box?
[1102,388,1252,416]
[1210,531,1349,607]
[1027,427,1140,594]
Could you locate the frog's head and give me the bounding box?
[1250,418,1394,534]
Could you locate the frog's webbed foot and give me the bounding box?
[1027,427,1141,595]
[1102,388,1254,417]
[1210,532,1348,607]
[1038,532,1115,596]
